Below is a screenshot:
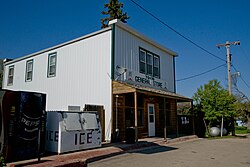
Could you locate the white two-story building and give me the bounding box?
[2,19,192,142]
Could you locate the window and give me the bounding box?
[139,49,146,74]
[153,56,160,78]
[25,60,33,82]
[47,52,57,77]
[146,53,153,76]
[137,109,144,127]
[139,48,160,78]
[7,65,14,85]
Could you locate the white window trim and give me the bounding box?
[153,55,160,78]
[25,59,33,82]
[139,48,160,79]
[7,65,14,85]
[139,49,146,74]
[47,52,57,78]
[146,52,153,76]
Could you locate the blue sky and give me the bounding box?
[1,0,250,99]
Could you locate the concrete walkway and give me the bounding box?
[7,135,198,167]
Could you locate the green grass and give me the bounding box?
[235,126,250,134]
[207,135,247,139]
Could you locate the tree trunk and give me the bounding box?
[247,113,250,130]
[220,116,223,137]
[203,119,209,136]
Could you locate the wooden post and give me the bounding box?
[191,101,195,135]
[164,97,167,140]
[176,100,179,137]
[134,92,138,143]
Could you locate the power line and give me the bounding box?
[128,0,226,63]
[128,0,250,91]
[176,64,226,82]
[232,65,250,89]
[239,47,250,66]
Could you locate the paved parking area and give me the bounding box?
[89,138,250,167]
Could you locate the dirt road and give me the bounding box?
[89,138,250,167]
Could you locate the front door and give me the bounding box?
[148,104,155,137]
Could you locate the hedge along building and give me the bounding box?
[2,19,193,142]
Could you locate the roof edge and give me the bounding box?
[109,19,178,57]
[4,27,112,65]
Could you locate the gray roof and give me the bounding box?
[114,81,192,102]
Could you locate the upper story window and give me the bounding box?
[153,56,160,78]
[25,59,33,82]
[139,49,146,74]
[146,52,153,76]
[47,52,57,77]
[7,65,14,85]
[139,48,160,78]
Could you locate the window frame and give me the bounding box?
[47,52,57,78]
[25,59,33,82]
[146,52,153,76]
[153,55,160,78]
[7,65,14,86]
[139,49,146,74]
[139,48,160,78]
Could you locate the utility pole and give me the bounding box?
[216,40,240,136]
[216,41,240,95]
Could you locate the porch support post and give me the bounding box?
[191,100,195,135]
[164,97,167,141]
[134,91,138,143]
[176,100,179,137]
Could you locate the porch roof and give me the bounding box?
[112,81,192,102]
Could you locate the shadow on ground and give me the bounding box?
[88,141,178,163]
[133,144,178,154]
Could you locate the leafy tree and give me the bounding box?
[101,0,129,28]
[234,97,250,129]
[232,72,250,129]
[177,102,192,115]
[0,59,3,88]
[193,79,236,128]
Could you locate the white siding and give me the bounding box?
[3,30,112,141]
[114,26,175,92]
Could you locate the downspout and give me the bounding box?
[164,97,167,141]
[173,57,176,93]
[110,23,116,142]
[111,24,116,80]
[176,99,179,137]
[191,100,195,135]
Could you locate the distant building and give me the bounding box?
[2,19,193,142]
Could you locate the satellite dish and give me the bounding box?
[116,65,127,74]
[115,65,127,80]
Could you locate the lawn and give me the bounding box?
[235,126,250,134]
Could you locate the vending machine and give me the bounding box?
[0,90,46,162]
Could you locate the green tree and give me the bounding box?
[193,79,236,128]
[234,96,250,129]
[0,59,3,88]
[101,0,129,28]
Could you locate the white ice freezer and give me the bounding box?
[46,111,102,153]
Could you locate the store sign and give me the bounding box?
[124,70,168,91]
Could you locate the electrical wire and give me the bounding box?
[232,65,250,89]
[128,0,226,63]
[128,0,250,90]
[239,47,250,66]
[176,63,226,82]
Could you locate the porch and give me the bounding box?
[111,81,193,142]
